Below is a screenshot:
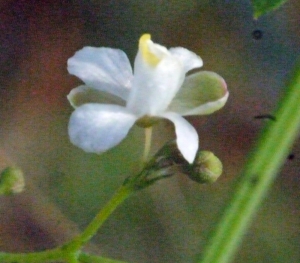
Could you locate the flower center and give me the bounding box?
[135,115,160,128]
[139,34,160,66]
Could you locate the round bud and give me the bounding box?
[143,142,223,187]
[188,151,223,184]
[0,167,25,195]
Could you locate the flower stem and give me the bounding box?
[143,127,153,163]
[0,248,64,263]
[0,183,134,263]
[65,184,133,251]
[199,63,300,263]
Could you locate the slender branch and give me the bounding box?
[66,185,133,251]
[0,248,64,263]
[199,63,300,263]
[0,184,134,263]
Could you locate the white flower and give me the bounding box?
[67,34,228,163]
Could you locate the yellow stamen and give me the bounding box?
[139,34,160,66]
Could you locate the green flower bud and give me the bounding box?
[137,141,223,189]
[188,151,223,184]
[0,167,25,195]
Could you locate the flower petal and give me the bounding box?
[168,71,229,116]
[127,35,185,116]
[68,104,137,153]
[68,47,133,100]
[160,112,198,163]
[169,47,203,73]
[67,85,125,108]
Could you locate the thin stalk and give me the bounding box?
[0,248,64,263]
[199,63,300,263]
[143,127,153,163]
[66,184,133,251]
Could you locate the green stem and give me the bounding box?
[199,63,300,263]
[0,248,64,263]
[0,250,130,263]
[69,126,154,251]
[67,184,133,251]
[0,185,134,263]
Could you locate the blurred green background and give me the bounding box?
[0,0,299,262]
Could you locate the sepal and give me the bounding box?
[67,85,125,108]
[168,71,228,116]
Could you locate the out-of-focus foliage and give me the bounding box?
[0,167,25,195]
[251,0,289,18]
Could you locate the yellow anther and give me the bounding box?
[139,34,160,66]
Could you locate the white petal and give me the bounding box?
[160,112,198,163]
[127,45,185,116]
[67,85,125,108]
[169,47,203,73]
[68,104,137,153]
[68,47,133,100]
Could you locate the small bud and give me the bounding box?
[0,167,25,195]
[188,151,223,184]
[137,141,223,189]
[151,142,223,184]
